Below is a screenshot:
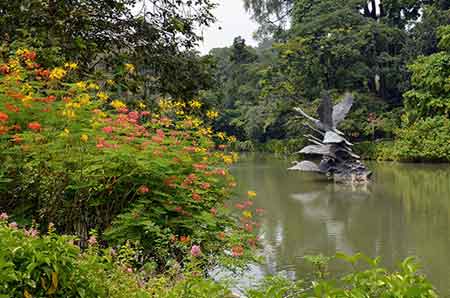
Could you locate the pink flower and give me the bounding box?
[128,111,139,120]
[126,267,133,273]
[102,126,113,134]
[244,200,253,207]
[210,208,217,216]
[193,163,207,171]
[190,245,202,257]
[24,228,39,237]
[0,212,8,221]
[138,185,149,194]
[256,208,265,215]
[152,135,163,143]
[192,192,201,202]
[200,182,210,190]
[235,203,245,210]
[244,223,253,232]
[87,235,97,246]
[214,168,226,176]
[9,222,18,230]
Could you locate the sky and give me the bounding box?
[197,0,259,55]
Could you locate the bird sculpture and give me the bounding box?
[289,92,371,184]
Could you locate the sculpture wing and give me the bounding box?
[288,161,321,172]
[317,92,333,130]
[323,131,353,146]
[298,144,336,158]
[332,93,353,127]
[294,107,326,131]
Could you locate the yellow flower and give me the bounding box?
[227,135,237,143]
[21,95,32,103]
[217,132,226,141]
[75,81,87,91]
[158,99,172,111]
[63,109,76,118]
[223,155,233,165]
[111,100,126,109]
[138,102,146,109]
[192,117,203,128]
[88,83,100,90]
[97,111,107,118]
[124,63,135,73]
[80,134,89,142]
[242,211,253,219]
[206,110,219,119]
[199,127,212,136]
[247,191,257,197]
[64,62,78,70]
[78,93,91,105]
[59,128,70,137]
[97,92,109,102]
[106,79,114,86]
[15,48,25,56]
[189,99,202,109]
[49,67,67,80]
[21,83,33,94]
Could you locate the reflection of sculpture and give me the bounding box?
[289,92,371,184]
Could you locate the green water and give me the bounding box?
[232,154,450,296]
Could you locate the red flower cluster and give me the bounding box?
[28,122,41,131]
[0,112,8,122]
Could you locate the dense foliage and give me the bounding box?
[0,219,438,297]
[0,50,260,272]
[0,217,236,297]
[203,0,450,158]
[0,0,216,100]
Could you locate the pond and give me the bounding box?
[231,154,450,297]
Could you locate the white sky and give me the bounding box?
[197,0,259,55]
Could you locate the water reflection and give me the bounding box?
[232,155,450,296]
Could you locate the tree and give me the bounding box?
[0,0,216,100]
[403,25,450,121]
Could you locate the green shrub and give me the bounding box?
[0,50,259,271]
[0,218,151,298]
[246,253,438,298]
[391,116,450,162]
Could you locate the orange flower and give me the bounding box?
[231,245,244,257]
[28,122,41,131]
[192,192,201,202]
[180,235,190,243]
[0,112,8,122]
[5,103,19,113]
[23,50,37,61]
[12,135,22,144]
[0,64,10,75]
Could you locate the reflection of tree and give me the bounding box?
[232,157,450,295]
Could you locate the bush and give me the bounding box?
[391,116,450,162]
[246,253,438,298]
[0,218,150,298]
[0,218,237,298]
[0,49,259,271]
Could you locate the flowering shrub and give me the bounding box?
[0,50,259,270]
[0,217,235,298]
